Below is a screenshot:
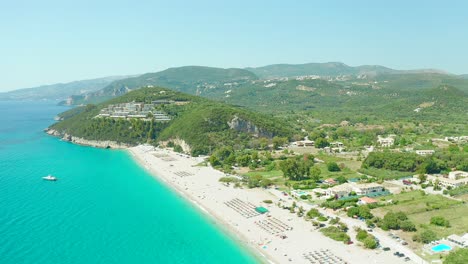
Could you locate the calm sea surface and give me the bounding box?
[0,101,258,264]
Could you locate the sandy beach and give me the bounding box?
[129,145,410,264]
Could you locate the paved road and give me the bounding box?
[269,189,428,264]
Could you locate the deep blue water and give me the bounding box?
[0,101,258,264]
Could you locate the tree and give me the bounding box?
[315,137,330,148]
[248,174,263,188]
[209,155,221,167]
[347,207,360,217]
[310,166,322,182]
[358,206,374,219]
[259,178,273,188]
[444,248,468,264]
[418,173,427,183]
[272,136,288,150]
[419,229,437,244]
[400,220,416,232]
[327,162,341,172]
[433,179,442,191]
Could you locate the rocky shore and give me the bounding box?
[44,128,131,149]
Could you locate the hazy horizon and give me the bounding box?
[1,0,467,91]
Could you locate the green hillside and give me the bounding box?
[199,76,468,128]
[50,87,293,156]
[74,66,258,104]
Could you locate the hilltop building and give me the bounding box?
[415,150,435,156]
[96,102,171,121]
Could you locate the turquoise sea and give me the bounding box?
[0,101,258,264]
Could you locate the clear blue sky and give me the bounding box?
[1,0,467,91]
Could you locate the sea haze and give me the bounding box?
[0,101,258,264]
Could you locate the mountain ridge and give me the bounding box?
[0,75,132,101]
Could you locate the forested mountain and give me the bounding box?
[245,62,447,78]
[0,76,130,101]
[69,66,257,105]
[49,87,293,156]
[198,76,468,126]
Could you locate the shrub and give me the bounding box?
[306,208,321,219]
[430,216,450,228]
[363,237,378,249]
[327,162,341,172]
[320,226,350,243]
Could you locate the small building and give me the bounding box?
[415,150,435,156]
[448,171,468,180]
[357,197,378,205]
[324,178,337,185]
[297,140,315,147]
[326,184,352,199]
[353,183,384,195]
[377,135,395,147]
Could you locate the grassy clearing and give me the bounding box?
[358,167,413,180]
[373,191,462,215]
[245,170,283,179]
[316,163,361,180]
[373,191,467,247]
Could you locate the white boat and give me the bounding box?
[42,175,57,181]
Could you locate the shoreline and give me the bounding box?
[128,146,273,263]
[127,145,410,264]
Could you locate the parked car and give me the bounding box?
[402,241,408,245]
[404,257,411,262]
[367,229,373,232]
[393,252,400,256]
[346,240,354,245]
[383,247,390,251]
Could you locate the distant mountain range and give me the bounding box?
[245,62,449,78]
[90,66,257,98]
[0,76,131,101]
[2,62,465,103]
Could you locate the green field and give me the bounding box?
[358,167,413,180]
[373,191,467,243]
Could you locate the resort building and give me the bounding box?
[415,150,435,156]
[353,183,385,195]
[447,233,468,248]
[377,135,395,147]
[421,171,468,189]
[325,182,385,199]
[96,102,171,121]
[326,184,352,199]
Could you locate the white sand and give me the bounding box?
[129,145,411,264]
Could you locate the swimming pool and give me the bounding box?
[431,244,452,252]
